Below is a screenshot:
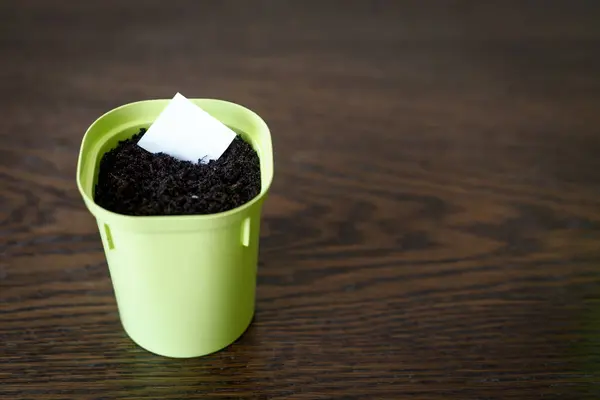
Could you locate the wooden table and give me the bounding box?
[2,1,600,398]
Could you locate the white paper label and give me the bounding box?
[137,93,236,163]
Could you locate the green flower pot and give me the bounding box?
[76,99,274,358]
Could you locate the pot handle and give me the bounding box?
[241,217,251,247]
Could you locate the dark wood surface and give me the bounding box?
[2,1,600,398]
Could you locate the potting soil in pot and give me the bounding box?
[94,128,261,216]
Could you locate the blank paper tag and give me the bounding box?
[137,93,236,163]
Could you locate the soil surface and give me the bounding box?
[94,128,261,216]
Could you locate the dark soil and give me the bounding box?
[94,128,261,216]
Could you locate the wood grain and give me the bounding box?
[2,0,600,398]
